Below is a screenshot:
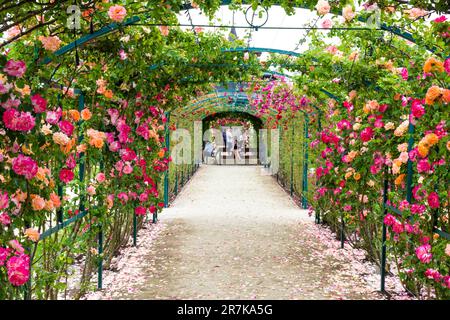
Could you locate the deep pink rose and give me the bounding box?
[59,168,74,184]
[65,154,76,169]
[411,99,425,118]
[109,141,121,152]
[30,94,47,113]
[120,148,137,161]
[58,120,74,136]
[0,191,8,210]
[136,124,150,140]
[3,108,35,132]
[135,206,146,216]
[4,60,26,78]
[360,127,374,142]
[445,58,450,75]
[0,247,10,266]
[0,212,11,225]
[417,159,431,173]
[6,254,30,286]
[12,154,38,180]
[415,244,432,263]
[427,192,440,209]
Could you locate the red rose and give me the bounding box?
[59,168,74,184]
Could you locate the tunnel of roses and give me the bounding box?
[0,0,448,300]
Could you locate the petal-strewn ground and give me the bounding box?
[84,165,411,300]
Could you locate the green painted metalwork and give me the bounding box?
[133,213,137,247]
[406,115,415,203]
[164,112,171,208]
[97,226,103,290]
[39,210,89,241]
[290,124,294,197]
[301,115,309,209]
[221,47,301,57]
[380,168,389,293]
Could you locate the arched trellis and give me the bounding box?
[37,1,434,67]
[8,2,447,300]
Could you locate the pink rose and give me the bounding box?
[0,212,11,226]
[109,141,121,152]
[135,206,146,216]
[96,172,105,183]
[411,99,425,118]
[87,185,96,196]
[4,60,26,78]
[444,58,450,75]
[6,254,30,286]
[342,5,355,21]
[3,108,35,132]
[58,120,74,136]
[108,5,127,22]
[46,108,62,124]
[315,0,330,15]
[427,192,440,208]
[139,192,148,202]
[360,127,374,142]
[8,240,24,254]
[65,154,76,169]
[12,154,38,180]
[30,94,47,113]
[118,192,128,204]
[0,191,8,210]
[59,168,74,184]
[120,148,137,161]
[123,163,133,174]
[321,19,332,29]
[415,244,432,263]
[417,159,431,173]
[0,247,10,266]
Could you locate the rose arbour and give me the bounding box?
[0,0,449,300]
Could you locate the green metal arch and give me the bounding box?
[38,3,437,66]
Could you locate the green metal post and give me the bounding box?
[380,168,389,292]
[78,92,86,212]
[302,116,309,209]
[181,167,185,186]
[164,112,170,208]
[406,115,415,203]
[175,170,178,196]
[97,225,103,290]
[133,212,137,247]
[290,125,294,197]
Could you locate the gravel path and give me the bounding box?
[98,165,395,300]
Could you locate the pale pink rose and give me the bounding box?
[4,60,26,78]
[108,5,127,22]
[407,8,428,19]
[4,26,21,40]
[342,5,355,21]
[123,163,133,174]
[38,36,62,52]
[321,19,333,29]
[315,0,330,15]
[87,185,96,196]
[8,240,24,254]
